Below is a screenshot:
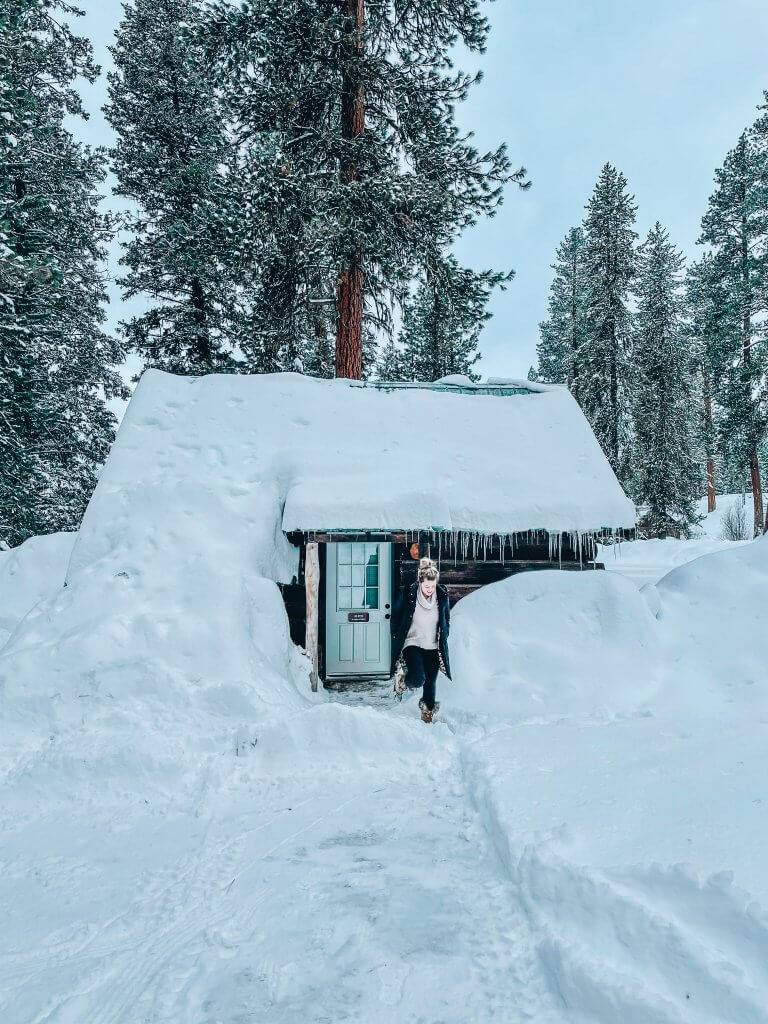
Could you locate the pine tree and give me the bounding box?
[376,337,405,381]
[631,224,700,537]
[535,226,588,396]
[577,164,637,480]
[1,0,126,547]
[699,131,768,535]
[395,256,508,382]
[200,0,527,379]
[105,0,239,375]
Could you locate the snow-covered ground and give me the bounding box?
[597,492,752,586]
[2,504,767,1020]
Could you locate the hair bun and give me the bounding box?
[417,556,440,581]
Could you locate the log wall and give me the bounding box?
[279,539,604,664]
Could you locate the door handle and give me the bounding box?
[385,613,390,619]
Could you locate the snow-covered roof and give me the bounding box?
[74,371,635,573]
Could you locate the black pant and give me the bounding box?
[403,645,439,710]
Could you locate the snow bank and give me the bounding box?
[654,534,768,711]
[0,531,76,647]
[449,542,768,1022]
[0,555,314,803]
[597,535,749,587]
[449,569,660,722]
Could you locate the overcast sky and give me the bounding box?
[74,0,768,380]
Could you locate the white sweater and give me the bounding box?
[403,588,439,650]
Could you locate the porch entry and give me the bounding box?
[325,541,392,677]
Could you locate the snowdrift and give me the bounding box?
[449,569,660,721]
[654,533,768,712]
[0,551,314,805]
[453,538,768,1022]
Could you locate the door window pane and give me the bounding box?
[338,587,351,609]
[338,564,351,586]
[352,543,366,563]
[351,564,365,587]
[365,586,378,609]
[337,543,352,564]
[352,587,365,607]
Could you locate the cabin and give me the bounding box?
[271,375,636,690]
[67,371,636,693]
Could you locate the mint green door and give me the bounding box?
[325,542,392,677]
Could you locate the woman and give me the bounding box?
[391,557,451,723]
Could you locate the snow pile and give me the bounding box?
[451,538,768,1021]
[0,531,76,647]
[654,533,768,711]
[0,549,314,804]
[449,569,660,721]
[598,535,750,587]
[0,378,327,802]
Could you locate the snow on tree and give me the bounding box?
[393,256,509,383]
[631,223,700,537]
[534,226,588,399]
[577,164,638,483]
[105,0,239,375]
[699,131,768,536]
[0,0,126,548]
[200,0,527,379]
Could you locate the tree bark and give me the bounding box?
[335,264,364,378]
[749,448,764,535]
[702,377,716,513]
[190,276,212,368]
[740,184,763,535]
[335,0,365,379]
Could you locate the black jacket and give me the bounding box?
[390,582,451,680]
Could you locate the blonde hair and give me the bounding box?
[417,556,439,582]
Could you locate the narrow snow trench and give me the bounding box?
[7,699,559,1024]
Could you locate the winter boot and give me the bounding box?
[419,699,440,724]
[392,662,408,700]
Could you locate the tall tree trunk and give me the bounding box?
[749,449,764,534]
[569,249,578,401]
[335,264,364,378]
[190,276,212,368]
[335,0,365,379]
[740,200,763,535]
[702,373,716,513]
[608,319,619,468]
